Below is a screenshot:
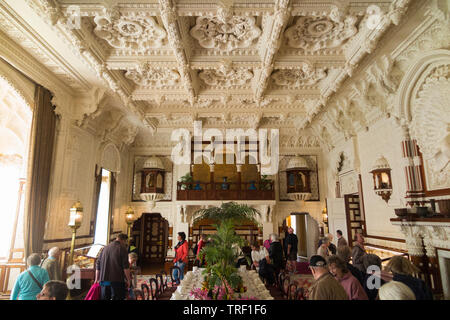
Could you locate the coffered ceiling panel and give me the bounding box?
[0,0,415,138]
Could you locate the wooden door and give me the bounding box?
[344,194,365,247]
[140,213,168,264]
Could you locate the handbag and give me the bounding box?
[27,270,43,290]
[84,283,101,300]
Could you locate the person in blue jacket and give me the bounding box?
[11,253,50,300]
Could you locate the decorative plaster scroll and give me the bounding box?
[198,61,253,87]
[93,8,167,52]
[284,7,358,51]
[125,64,180,88]
[190,15,261,52]
[271,66,327,87]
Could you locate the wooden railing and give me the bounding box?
[177,181,275,201]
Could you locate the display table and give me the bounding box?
[170,268,274,300]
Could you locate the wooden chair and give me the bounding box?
[294,287,305,300]
[149,278,158,300]
[160,270,169,291]
[288,283,298,300]
[277,272,286,291]
[282,276,291,298]
[155,273,164,294]
[141,283,150,300]
[169,266,182,285]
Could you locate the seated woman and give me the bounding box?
[250,241,269,272]
[385,255,433,300]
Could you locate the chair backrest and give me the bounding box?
[282,276,291,297]
[294,287,305,300]
[156,273,164,293]
[288,283,298,300]
[149,278,158,300]
[160,270,168,287]
[141,283,150,300]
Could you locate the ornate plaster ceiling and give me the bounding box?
[0,0,415,141]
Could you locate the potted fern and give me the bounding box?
[179,172,193,190]
[193,202,261,300]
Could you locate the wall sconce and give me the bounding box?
[68,201,83,267]
[125,207,136,245]
[322,207,328,224]
[370,156,393,203]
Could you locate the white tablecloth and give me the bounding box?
[170,268,274,300]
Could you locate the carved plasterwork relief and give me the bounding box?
[284,8,358,51]
[271,65,327,87]
[410,64,450,190]
[190,15,261,51]
[125,64,181,88]
[93,8,167,52]
[198,61,253,88]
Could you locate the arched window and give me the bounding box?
[0,77,32,260]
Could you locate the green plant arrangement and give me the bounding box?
[260,174,272,190]
[193,202,261,300]
[179,172,193,190]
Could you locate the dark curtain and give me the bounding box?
[108,172,117,240]
[90,165,103,237]
[24,85,57,258]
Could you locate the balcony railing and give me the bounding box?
[176,181,275,201]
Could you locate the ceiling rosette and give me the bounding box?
[93,9,167,52]
[190,15,261,52]
[284,11,358,51]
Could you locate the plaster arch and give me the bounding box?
[0,60,34,112]
[99,142,121,173]
[395,49,450,122]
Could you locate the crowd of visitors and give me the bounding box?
[307,230,433,300]
[10,227,434,301]
[11,251,68,300]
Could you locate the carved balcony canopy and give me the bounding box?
[285,156,312,200]
[370,156,393,203]
[140,156,166,209]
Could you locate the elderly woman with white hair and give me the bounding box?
[41,247,62,280]
[10,253,50,300]
[378,281,416,300]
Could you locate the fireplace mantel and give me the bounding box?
[391,217,450,298]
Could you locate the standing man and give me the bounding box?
[285,227,298,273]
[308,255,348,300]
[95,233,131,300]
[41,247,62,280]
[352,233,367,273]
[336,230,348,247]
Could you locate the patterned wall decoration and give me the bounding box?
[278,155,320,201]
[132,155,173,201]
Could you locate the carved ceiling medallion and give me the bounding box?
[284,13,358,51]
[199,62,253,87]
[190,16,261,51]
[125,65,180,88]
[93,10,167,52]
[271,66,327,87]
